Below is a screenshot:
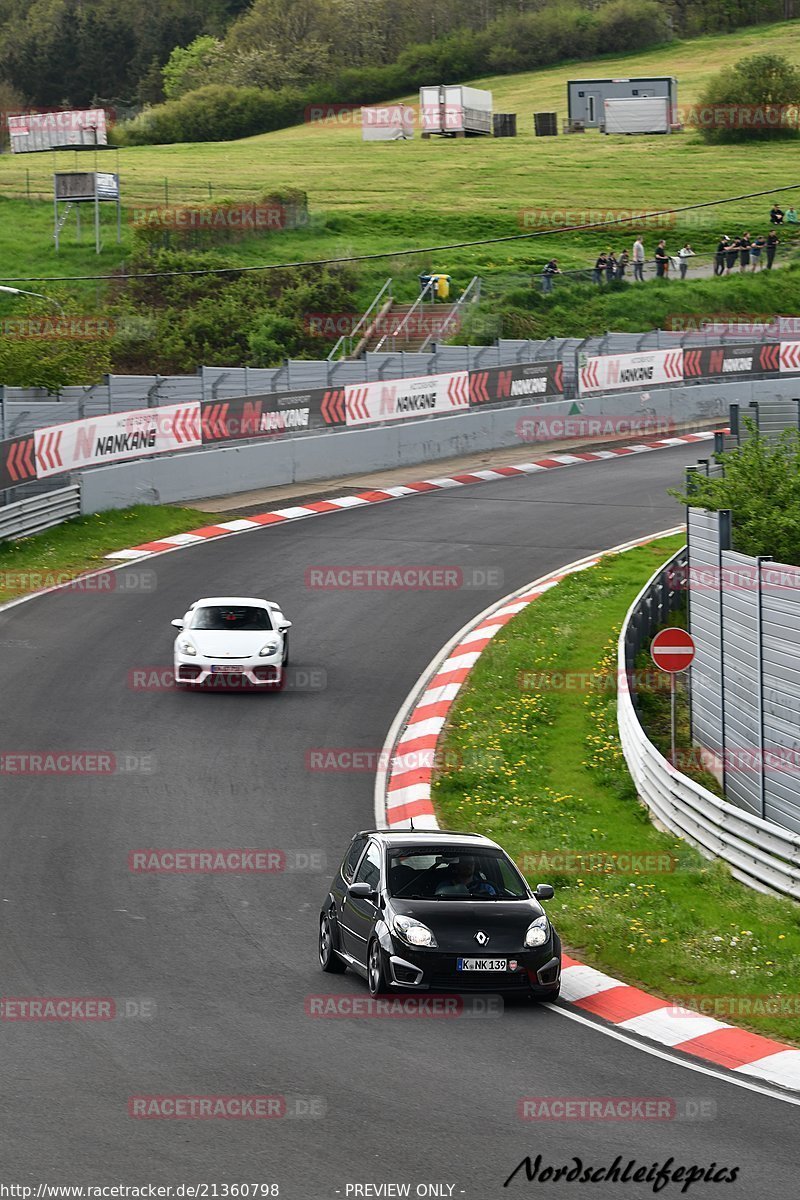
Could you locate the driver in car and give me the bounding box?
[435,856,497,897]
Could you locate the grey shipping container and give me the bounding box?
[567,77,677,128]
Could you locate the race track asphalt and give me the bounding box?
[1,444,796,1198]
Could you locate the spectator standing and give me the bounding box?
[654,240,669,278]
[739,232,751,272]
[750,236,765,272]
[770,202,784,225]
[786,206,799,225]
[714,236,729,276]
[725,237,740,274]
[766,230,779,270]
[616,248,629,280]
[541,259,561,294]
[605,250,617,283]
[678,241,695,280]
[593,251,608,284]
[632,236,645,281]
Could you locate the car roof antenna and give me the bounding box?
[408,814,415,830]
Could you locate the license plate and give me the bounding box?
[457,958,508,972]
[211,665,243,674]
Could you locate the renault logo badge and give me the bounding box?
[475,931,489,946]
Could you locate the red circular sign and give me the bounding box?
[650,628,696,673]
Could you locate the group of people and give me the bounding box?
[770,202,798,226]
[712,231,780,275]
[540,224,781,292]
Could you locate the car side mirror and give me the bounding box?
[535,883,554,901]
[348,882,378,901]
[278,619,292,631]
[171,619,184,629]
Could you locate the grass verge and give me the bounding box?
[0,504,213,605]
[433,535,800,1044]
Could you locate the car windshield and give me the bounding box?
[190,606,272,631]
[387,848,528,900]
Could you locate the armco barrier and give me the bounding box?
[3,344,800,497]
[0,484,81,541]
[618,549,800,901]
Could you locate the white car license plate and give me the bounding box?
[211,665,242,674]
[457,958,508,972]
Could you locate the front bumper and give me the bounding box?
[174,654,283,688]
[386,941,561,994]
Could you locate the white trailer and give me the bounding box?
[420,86,492,137]
[603,96,671,135]
[361,105,414,141]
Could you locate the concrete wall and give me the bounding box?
[78,378,798,514]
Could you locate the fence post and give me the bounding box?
[755,555,772,820]
[718,510,732,797]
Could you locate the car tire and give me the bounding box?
[319,914,347,974]
[282,635,289,668]
[367,938,390,997]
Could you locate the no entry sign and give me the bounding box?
[651,628,696,674]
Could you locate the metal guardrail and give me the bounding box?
[617,547,800,901]
[0,483,81,541]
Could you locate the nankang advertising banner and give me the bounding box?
[469,361,563,406]
[200,388,337,443]
[683,343,780,379]
[344,372,469,427]
[578,349,683,395]
[33,403,201,479]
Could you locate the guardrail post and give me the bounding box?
[718,510,732,796]
[728,402,739,439]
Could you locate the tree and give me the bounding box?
[670,421,800,564]
[695,52,800,142]
[162,36,225,100]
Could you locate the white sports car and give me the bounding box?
[172,596,292,689]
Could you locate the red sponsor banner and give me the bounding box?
[0,434,36,489]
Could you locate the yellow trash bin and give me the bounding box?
[433,273,451,301]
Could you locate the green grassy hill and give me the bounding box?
[0,20,798,317]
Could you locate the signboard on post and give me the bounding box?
[651,627,696,766]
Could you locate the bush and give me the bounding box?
[695,53,800,143]
[120,84,306,146]
[670,419,800,564]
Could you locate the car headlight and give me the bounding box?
[178,638,197,656]
[524,917,550,948]
[259,641,279,657]
[393,915,438,948]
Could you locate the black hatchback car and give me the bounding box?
[318,829,561,999]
